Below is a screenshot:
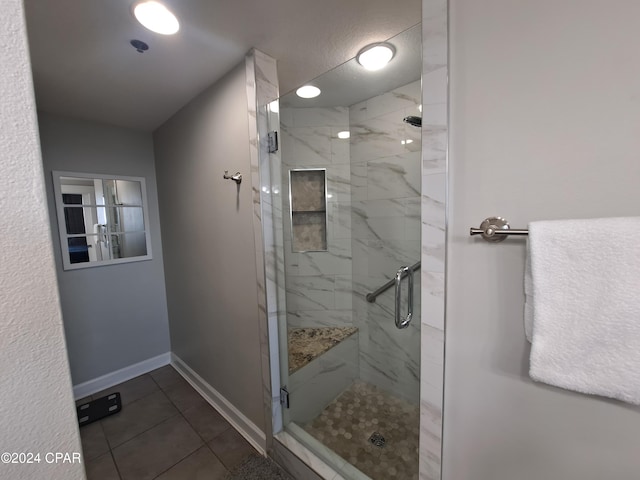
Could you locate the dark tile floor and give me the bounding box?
[78,365,259,480]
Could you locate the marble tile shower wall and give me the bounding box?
[419,1,448,478]
[349,80,423,404]
[280,107,354,329]
[246,49,281,444]
[259,6,447,476]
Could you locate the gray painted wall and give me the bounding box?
[445,1,640,479]
[38,113,171,386]
[153,62,265,432]
[0,1,84,478]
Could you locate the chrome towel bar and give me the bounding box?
[470,216,528,243]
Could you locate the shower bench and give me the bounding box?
[288,326,358,374]
[286,326,359,425]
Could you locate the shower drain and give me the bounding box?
[369,432,386,448]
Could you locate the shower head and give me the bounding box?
[403,116,422,128]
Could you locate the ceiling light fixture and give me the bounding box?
[337,131,350,139]
[357,43,395,71]
[296,85,321,99]
[133,1,180,35]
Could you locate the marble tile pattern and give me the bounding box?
[349,79,423,404]
[288,332,358,426]
[281,106,354,330]
[288,326,358,373]
[262,102,289,433]
[245,49,280,447]
[257,7,449,476]
[419,1,448,479]
[304,380,419,480]
[274,428,342,480]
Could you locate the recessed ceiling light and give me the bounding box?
[337,131,350,139]
[357,43,395,71]
[133,1,180,35]
[296,85,321,99]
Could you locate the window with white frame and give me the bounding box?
[52,171,152,270]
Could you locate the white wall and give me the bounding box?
[0,0,84,478]
[38,113,171,387]
[445,1,640,479]
[154,62,266,433]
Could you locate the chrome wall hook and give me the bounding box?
[223,171,242,185]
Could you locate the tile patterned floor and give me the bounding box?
[303,381,420,480]
[78,365,259,480]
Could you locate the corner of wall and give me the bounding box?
[0,1,83,478]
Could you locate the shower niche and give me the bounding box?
[289,168,327,252]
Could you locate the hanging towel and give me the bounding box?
[524,216,640,405]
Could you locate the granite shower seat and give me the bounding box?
[288,326,358,374]
[286,326,359,425]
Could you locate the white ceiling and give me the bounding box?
[24,0,420,131]
[281,25,421,109]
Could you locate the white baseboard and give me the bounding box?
[171,353,266,455]
[73,352,171,400]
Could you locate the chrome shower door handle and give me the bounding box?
[394,265,413,329]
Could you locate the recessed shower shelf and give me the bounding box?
[289,168,328,252]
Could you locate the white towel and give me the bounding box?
[524,216,640,405]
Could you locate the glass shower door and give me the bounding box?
[268,24,422,480]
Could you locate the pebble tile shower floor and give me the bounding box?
[303,381,420,480]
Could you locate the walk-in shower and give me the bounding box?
[263,24,422,480]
